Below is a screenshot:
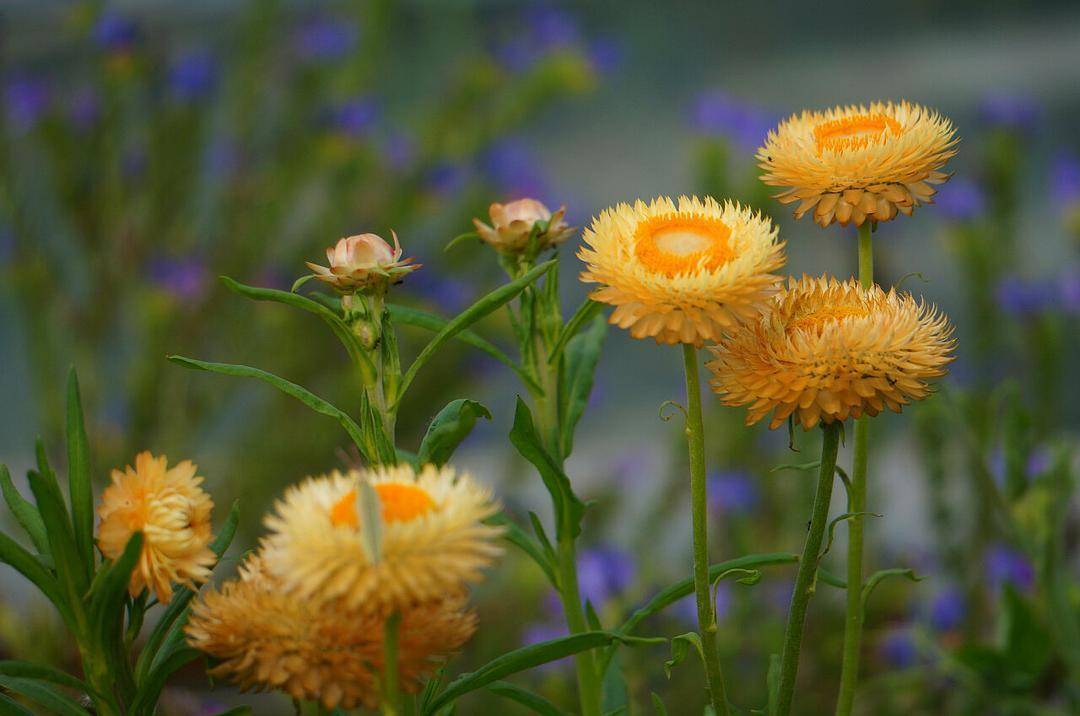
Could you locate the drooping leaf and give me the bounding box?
[664,632,705,678]
[424,631,658,714]
[65,369,94,580]
[558,314,607,457]
[221,277,376,385]
[395,259,555,408]
[386,304,539,392]
[508,398,586,539]
[418,400,492,466]
[0,676,90,716]
[0,465,50,563]
[168,357,371,462]
[486,681,562,716]
[860,568,924,615]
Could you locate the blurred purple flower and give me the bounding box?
[206,135,242,178]
[707,469,759,514]
[578,546,635,607]
[382,132,416,170]
[928,587,965,632]
[492,5,583,72]
[978,92,1040,133]
[935,178,987,222]
[587,36,623,75]
[424,161,470,197]
[121,145,148,180]
[147,255,210,301]
[879,627,918,668]
[68,85,101,132]
[168,50,218,103]
[4,76,49,133]
[691,90,777,153]
[93,11,139,53]
[330,96,380,137]
[1061,271,1080,313]
[407,270,472,313]
[1050,152,1080,207]
[294,17,357,63]
[479,139,549,199]
[985,544,1034,593]
[995,276,1054,317]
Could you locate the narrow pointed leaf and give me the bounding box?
[0,692,34,716]
[168,357,371,462]
[221,277,375,384]
[548,299,604,364]
[558,314,606,457]
[0,677,89,716]
[395,259,555,408]
[0,465,50,562]
[487,681,562,716]
[130,648,204,715]
[487,514,556,587]
[0,531,71,628]
[418,400,492,466]
[65,369,95,581]
[27,470,87,608]
[0,662,97,700]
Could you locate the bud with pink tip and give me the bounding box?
[305,231,419,293]
[473,199,575,255]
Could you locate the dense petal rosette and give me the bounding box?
[706,275,956,429]
[578,195,785,346]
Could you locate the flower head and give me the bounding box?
[578,195,785,346]
[260,464,503,613]
[758,101,958,227]
[186,555,475,710]
[96,452,215,603]
[306,231,419,294]
[707,275,955,430]
[473,198,574,255]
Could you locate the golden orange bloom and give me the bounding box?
[185,555,476,711]
[706,275,955,430]
[260,463,503,613]
[578,196,785,346]
[758,101,958,227]
[96,452,215,603]
[306,231,419,293]
[473,198,575,255]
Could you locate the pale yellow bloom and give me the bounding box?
[306,231,419,293]
[260,464,503,613]
[707,275,955,429]
[758,101,958,227]
[578,195,785,346]
[473,198,575,254]
[185,555,476,711]
[96,452,215,603]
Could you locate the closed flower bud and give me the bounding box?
[306,231,419,294]
[473,199,575,255]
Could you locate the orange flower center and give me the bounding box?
[329,484,437,527]
[633,214,734,277]
[813,113,902,155]
[787,303,868,335]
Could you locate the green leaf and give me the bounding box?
[548,299,604,365]
[487,514,557,587]
[136,502,239,683]
[527,512,555,564]
[221,277,376,385]
[89,532,143,700]
[0,662,97,701]
[486,681,562,716]
[558,314,607,457]
[27,468,88,611]
[1000,584,1052,687]
[664,632,705,678]
[418,400,492,466]
[820,512,881,562]
[424,631,649,714]
[130,648,203,716]
[445,231,480,251]
[0,693,34,716]
[0,677,89,716]
[651,692,669,716]
[395,259,556,409]
[766,653,781,716]
[585,600,603,631]
[0,531,71,628]
[387,304,540,391]
[508,398,586,539]
[168,357,371,463]
[601,652,629,715]
[0,465,50,563]
[65,370,95,581]
[860,568,924,616]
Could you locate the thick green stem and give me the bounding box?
[776,422,840,716]
[381,612,402,716]
[682,344,730,716]
[836,222,874,716]
[557,534,604,716]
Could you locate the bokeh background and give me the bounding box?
[2,1,1080,714]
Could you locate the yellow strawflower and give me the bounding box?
[578,195,785,345]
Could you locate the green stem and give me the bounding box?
[556,533,604,716]
[776,422,840,716]
[835,222,874,716]
[682,344,730,716]
[381,612,402,716]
